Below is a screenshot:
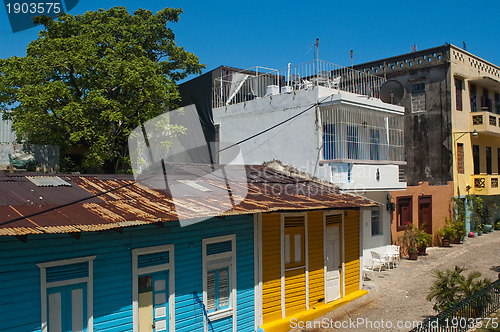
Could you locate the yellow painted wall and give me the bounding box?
[261,210,361,325]
[262,213,282,324]
[450,45,500,196]
[308,211,325,307]
[343,210,360,296]
[284,267,306,316]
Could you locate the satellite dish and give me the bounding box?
[380,80,404,104]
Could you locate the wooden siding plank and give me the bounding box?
[261,213,282,324]
[0,215,254,332]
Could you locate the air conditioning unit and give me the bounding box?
[281,86,292,93]
[266,85,279,96]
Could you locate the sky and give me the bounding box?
[1,0,500,82]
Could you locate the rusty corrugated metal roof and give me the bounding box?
[0,165,376,236]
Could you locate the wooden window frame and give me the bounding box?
[202,235,237,328]
[457,143,464,174]
[396,196,413,232]
[455,79,463,111]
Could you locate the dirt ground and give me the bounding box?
[290,230,500,332]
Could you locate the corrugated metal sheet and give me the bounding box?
[0,165,376,236]
[25,176,71,187]
[0,112,16,143]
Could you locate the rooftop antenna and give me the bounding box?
[315,38,319,61]
[411,44,417,52]
[315,38,319,78]
[463,42,467,51]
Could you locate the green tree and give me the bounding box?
[427,266,492,312]
[0,7,204,173]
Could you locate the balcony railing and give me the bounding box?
[320,104,405,163]
[470,111,500,136]
[472,174,500,195]
[212,60,386,108]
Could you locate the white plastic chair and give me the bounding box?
[370,251,389,272]
[330,76,341,89]
[385,245,400,268]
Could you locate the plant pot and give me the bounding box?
[453,237,461,244]
[408,252,418,260]
[483,225,493,233]
[478,231,483,236]
[441,239,451,247]
[418,246,427,256]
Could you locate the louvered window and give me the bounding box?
[326,213,342,226]
[138,251,169,269]
[284,216,305,269]
[203,235,235,319]
[46,262,88,283]
[206,267,229,313]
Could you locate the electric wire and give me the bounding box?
[0,94,336,228]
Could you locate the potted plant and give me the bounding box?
[399,223,419,260]
[416,227,432,255]
[477,223,484,236]
[438,219,456,247]
[452,216,466,244]
[495,220,500,230]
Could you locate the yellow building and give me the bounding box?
[355,44,500,236]
[450,46,500,199]
[256,209,367,332]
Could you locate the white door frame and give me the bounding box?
[132,244,175,332]
[38,255,96,332]
[323,211,345,301]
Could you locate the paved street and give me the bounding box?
[291,231,500,332]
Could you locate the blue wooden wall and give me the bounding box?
[0,215,255,331]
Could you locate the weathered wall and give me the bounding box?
[390,181,454,246]
[354,46,453,186]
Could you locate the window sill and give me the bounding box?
[208,308,233,320]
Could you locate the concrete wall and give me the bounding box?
[0,143,60,172]
[360,191,392,268]
[213,86,405,189]
[354,46,453,186]
[390,181,454,247]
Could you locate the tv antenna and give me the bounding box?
[380,80,404,104]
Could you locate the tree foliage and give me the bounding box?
[426,266,492,312]
[0,7,203,172]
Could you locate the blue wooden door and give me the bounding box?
[152,271,169,332]
[139,271,169,332]
[47,283,87,332]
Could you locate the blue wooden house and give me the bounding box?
[0,165,374,332]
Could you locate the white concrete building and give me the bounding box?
[184,60,407,269]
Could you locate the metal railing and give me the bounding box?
[320,104,405,162]
[212,60,386,108]
[409,278,500,332]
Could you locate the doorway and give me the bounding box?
[133,245,174,332]
[325,224,341,302]
[418,196,432,236]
